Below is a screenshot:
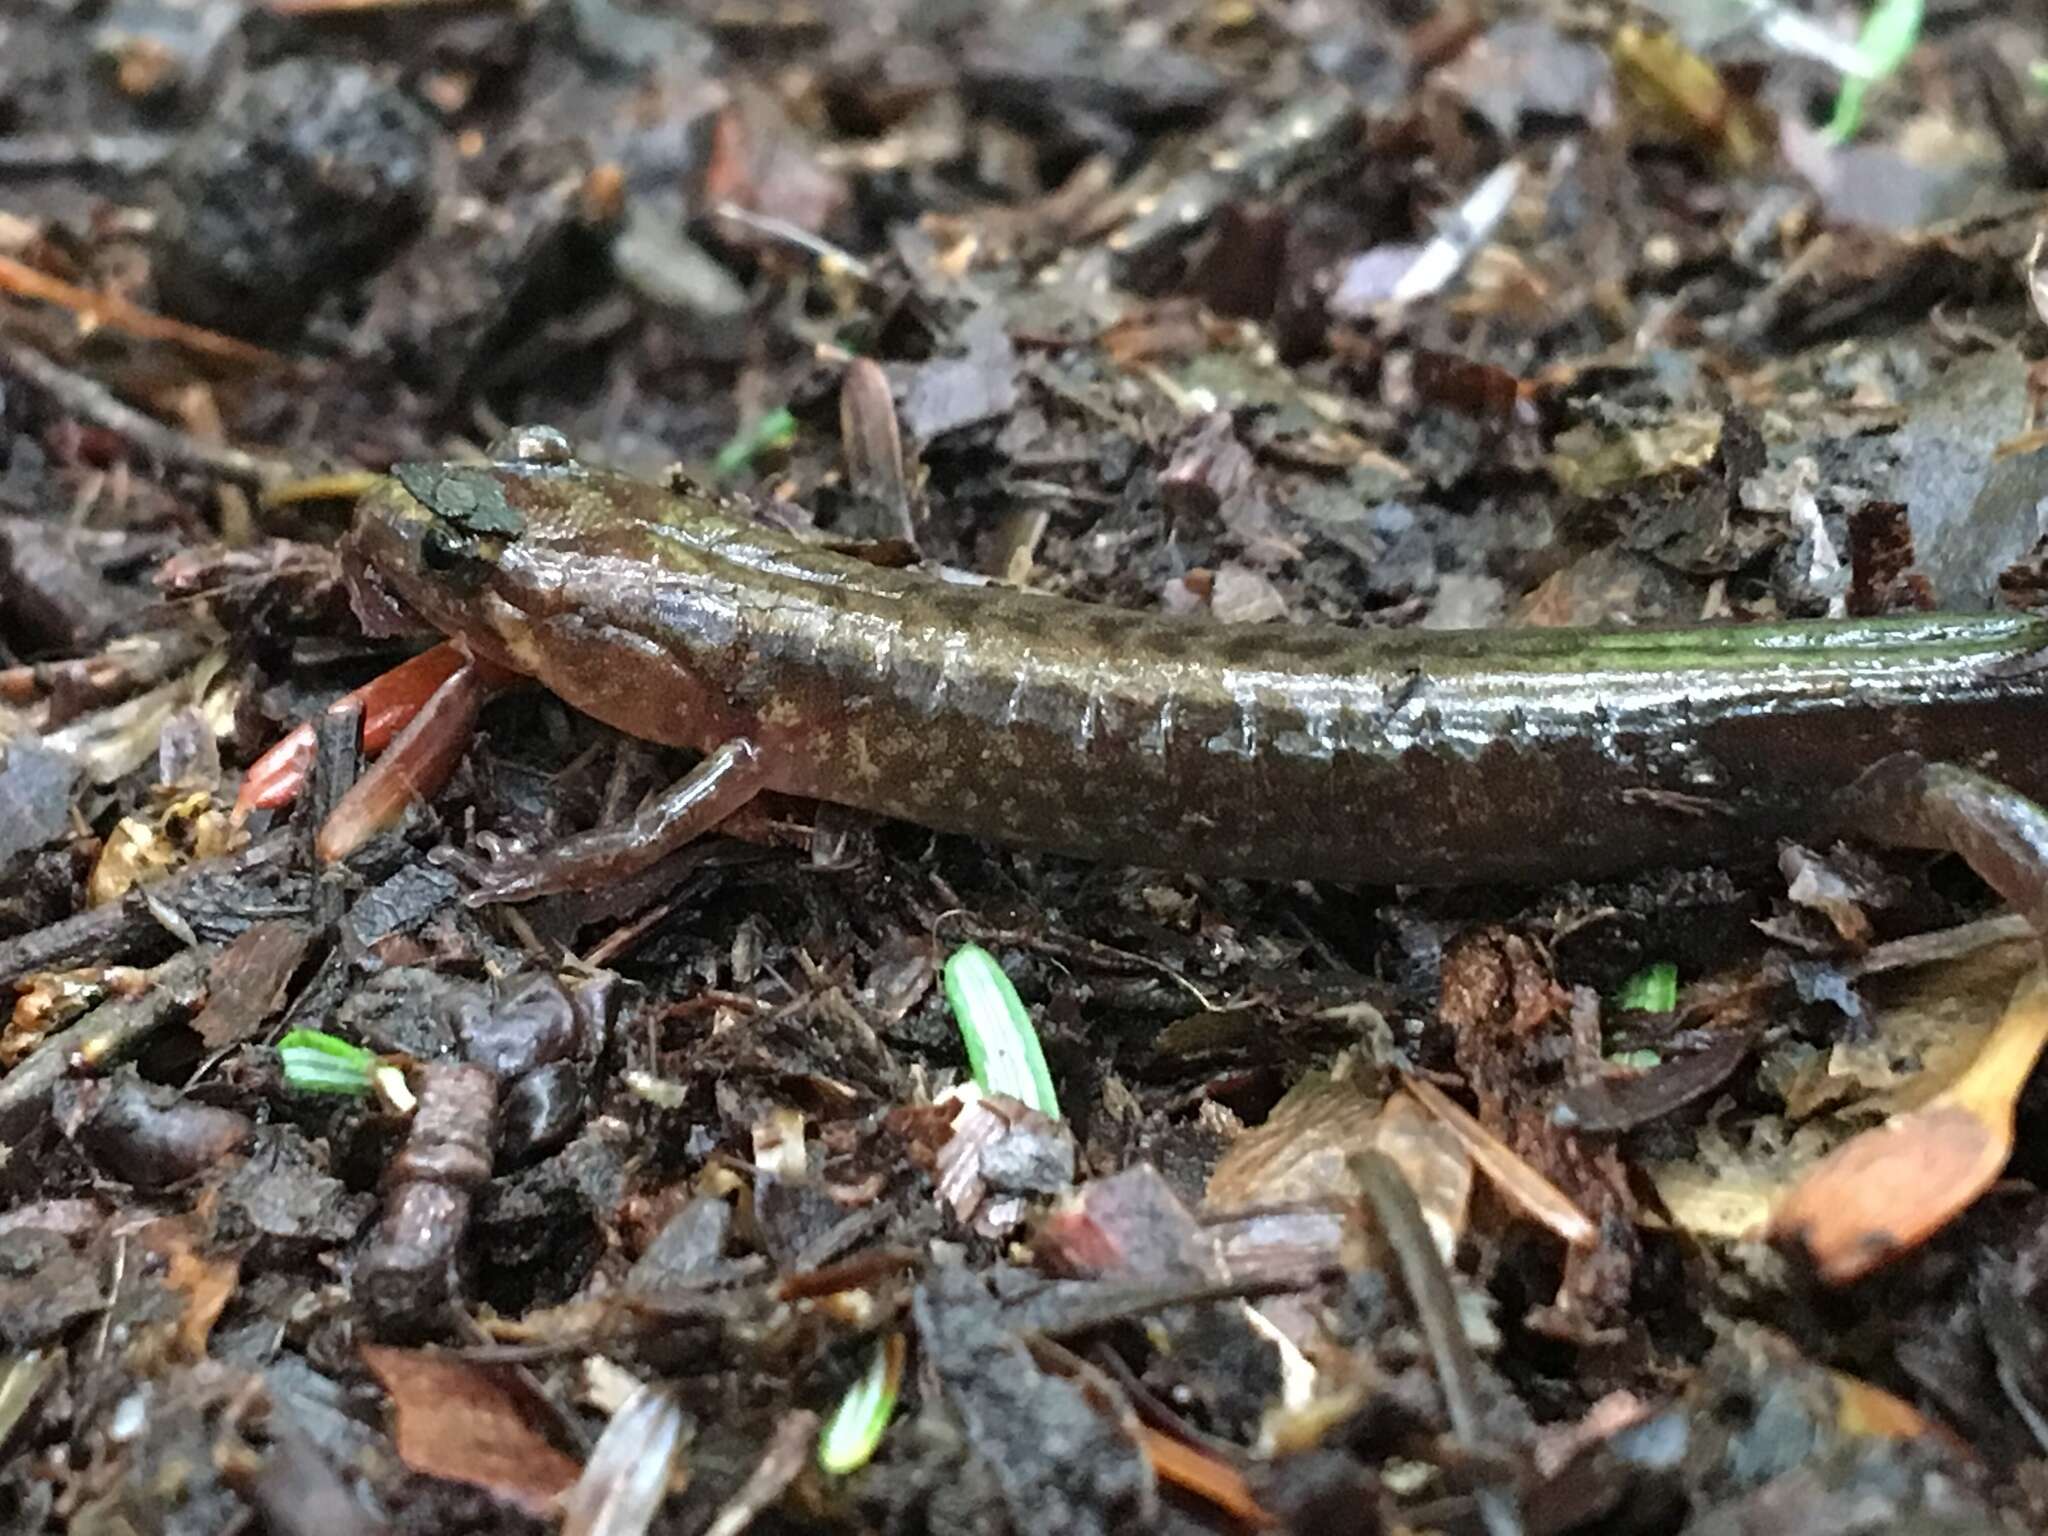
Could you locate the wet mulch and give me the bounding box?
[5,3,2048,1534]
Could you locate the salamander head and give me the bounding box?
[344,426,760,673]
[345,428,764,750]
[344,461,532,649]
[346,426,639,664]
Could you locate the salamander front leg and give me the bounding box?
[1838,752,2048,940]
[465,738,768,905]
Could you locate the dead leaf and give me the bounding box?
[191,920,311,1048]
[137,1215,238,1360]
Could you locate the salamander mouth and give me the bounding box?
[342,538,432,639]
[342,482,445,639]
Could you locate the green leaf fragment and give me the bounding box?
[1851,0,1925,76]
[391,463,526,539]
[712,407,797,480]
[943,943,1060,1119]
[1614,962,1678,1014]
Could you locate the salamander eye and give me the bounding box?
[420,525,470,573]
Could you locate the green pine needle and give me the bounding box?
[1826,0,1924,144]
[818,1335,904,1475]
[277,1029,376,1095]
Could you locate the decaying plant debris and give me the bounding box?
[6,3,2048,1533]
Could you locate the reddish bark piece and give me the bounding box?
[315,656,495,863]
[1136,1424,1273,1529]
[361,1344,580,1517]
[1039,1163,1216,1279]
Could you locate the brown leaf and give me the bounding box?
[1401,1076,1592,1249]
[137,1215,238,1360]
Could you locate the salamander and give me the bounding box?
[338,429,2048,915]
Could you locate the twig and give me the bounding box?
[264,0,505,12]
[0,831,297,988]
[0,133,173,177]
[1844,911,2035,978]
[703,1410,819,1536]
[711,201,873,282]
[0,254,287,369]
[0,340,295,488]
[1354,1151,1524,1536]
[257,470,383,511]
[1102,86,1356,269]
[0,947,212,1145]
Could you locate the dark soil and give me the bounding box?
[4,3,2048,1534]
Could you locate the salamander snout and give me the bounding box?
[344,474,507,639]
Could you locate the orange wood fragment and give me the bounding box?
[1770,968,2048,1284]
[1136,1424,1274,1529]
